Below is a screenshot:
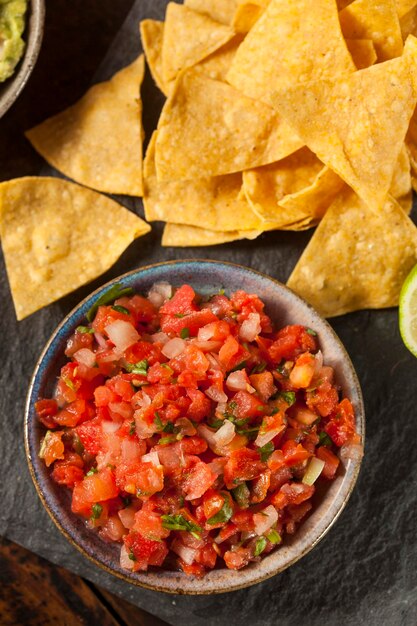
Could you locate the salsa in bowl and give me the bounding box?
[25,260,364,594]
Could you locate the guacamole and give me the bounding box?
[0,0,28,83]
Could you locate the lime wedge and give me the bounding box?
[399,264,417,357]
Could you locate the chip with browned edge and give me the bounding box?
[226,0,355,103]
[345,38,377,69]
[155,69,303,181]
[26,56,145,197]
[287,189,417,317]
[162,223,261,247]
[272,36,417,211]
[0,177,150,320]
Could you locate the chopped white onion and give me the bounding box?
[239,313,261,342]
[226,370,248,391]
[120,544,134,570]
[213,420,235,446]
[95,349,119,363]
[171,539,197,565]
[340,442,364,464]
[207,457,226,477]
[254,425,284,448]
[109,402,132,419]
[135,392,151,409]
[73,348,96,368]
[205,385,228,404]
[102,421,120,434]
[134,410,156,439]
[162,337,186,359]
[105,320,139,353]
[118,507,136,530]
[192,340,223,352]
[197,424,218,448]
[150,331,169,345]
[295,407,319,426]
[206,354,221,370]
[198,325,215,341]
[254,505,278,536]
[102,516,125,541]
[148,282,172,307]
[94,332,107,348]
[141,449,160,466]
[302,457,325,485]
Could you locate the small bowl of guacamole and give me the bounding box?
[0,0,44,118]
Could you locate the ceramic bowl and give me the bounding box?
[0,0,45,119]
[25,260,365,594]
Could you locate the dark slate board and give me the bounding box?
[1,1,417,624]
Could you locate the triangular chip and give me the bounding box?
[196,35,244,82]
[396,0,417,18]
[390,144,412,213]
[400,4,417,39]
[226,0,355,103]
[162,3,235,83]
[339,0,403,61]
[272,37,417,210]
[242,148,343,224]
[140,20,168,96]
[184,0,238,25]
[232,0,270,33]
[144,133,271,231]
[26,56,145,196]
[345,38,377,69]
[155,69,303,181]
[287,189,417,317]
[0,177,150,320]
[162,223,261,247]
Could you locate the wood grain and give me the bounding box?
[0,538,168,626]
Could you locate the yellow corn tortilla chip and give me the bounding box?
[337,0,353,8]
[144,133,271,231]
[396,0,417,18]
[162,224,261,247]
[400,5,417,38]
[390,144,413,214]
[0,177,150,320]
[184,0,238,25]
[242,148,341,224]
[140,20,168,96]
[287,189,417,317]
[196,35,244,82]
[345,38,377,69]
[162,3,235,84]
[26,56,145,197]
[339,0,403,61]
[232,0,270,33]
[155,69,303,181]
[226,0,355,103]
[271,36,417,211]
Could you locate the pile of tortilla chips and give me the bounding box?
[139,0,417,317]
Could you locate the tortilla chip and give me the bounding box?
[140,20,168,96]
[396,0,417,18]
[232,0,270,33]
[390,144,413,214]
[0,177,150,320]
[337,0,353,8]
[242,148,341,224]
[400,5,417,38]
[226,0,355,103]
[271,36,417,211]
[144,133,272,231]
[184,0,238,25]
[287,189,417,317]
[162,223,261,247]
[26,56,145,197]
[339,0,403,61]
[196,35,244,82]
[155,69,303,181]
[162,3,235,84]
[345,38,377,69]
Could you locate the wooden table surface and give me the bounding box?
[0,1,167,623]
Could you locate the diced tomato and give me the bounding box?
[116,461,164,497]
[181,460,216,501]
[92,305,132,334]
[35,399,59,429]
[123,341,163,366]
[289,353,317,389]
[325,398,357,447]
[72,467,119,516]
[161,309,218,336]
[268,325,317,363]
[250,470,271,503]
[65,329,93,357]
[285,501,313,534]
[52,463,85,487]
[76,417,103,455]
[94,385,118,407]
[232,390,266,420]
[54,399,92,427]
[223,448,265,489]
[178,560,205,578]
[203,489,225,519]
[147,362,173,384]
[200,320,230,341]
[249,371,276,401]
[115,295,157,329]
[269,465,292,492]
[132,509,170,541]
[271,482,314,509]
[196,543,217,569]
[160,285,197,316]
[186,388,211,422]
[215,522,238,542]
[124,531,168,571]
[316,446,340,480]
[224,546,252,570]
[39,430,65,467]
[306,380,339,417]
[281,440,312,467]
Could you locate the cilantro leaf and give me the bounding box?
[76,325,94,334]
[318,431,332,447]
[228,360,247,373]
[258,441,274,462]
[232,482,250,509]
[91,503,103,520]
[86,467,98,476]
[161,514,202,539]
[86,284,134,322]
[279,391,296,406]
[180,327,190,339]
[125,359,149,376]
[251,361,267,374]
[207,494,233,525]
[266,529,282,544]
[306,327,317,336]
[112,305,130,315]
